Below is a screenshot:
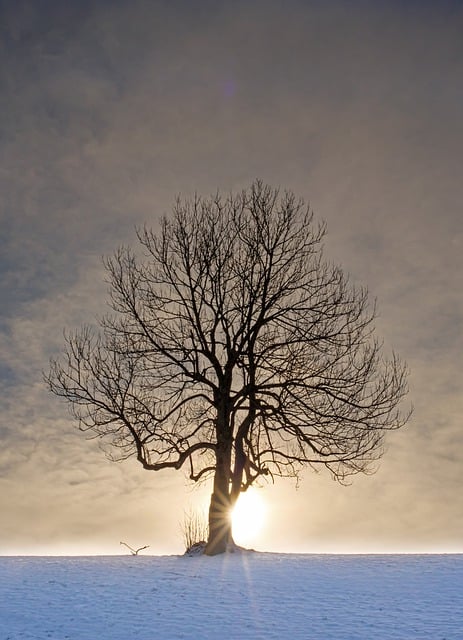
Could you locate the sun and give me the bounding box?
[231,488,266,546]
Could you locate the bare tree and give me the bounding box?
[46,181,410,555]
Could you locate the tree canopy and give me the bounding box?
[46,181,410,554]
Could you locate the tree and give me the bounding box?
[46,181,410,555]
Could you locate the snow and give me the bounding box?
[1,554,462,639]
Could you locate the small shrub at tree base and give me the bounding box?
[181,508,209,554]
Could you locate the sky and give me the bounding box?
[1,0,462,556]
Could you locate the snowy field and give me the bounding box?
[1,554,462,640]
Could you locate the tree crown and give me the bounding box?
[47,181,410,491]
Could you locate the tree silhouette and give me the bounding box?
[46,181,410,555]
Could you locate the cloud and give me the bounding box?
[1,0,462,553]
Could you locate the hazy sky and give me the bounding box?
[1,0,462,555]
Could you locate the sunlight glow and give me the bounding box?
[231,489,266,547]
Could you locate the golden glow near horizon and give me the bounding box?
[231,488,267,547]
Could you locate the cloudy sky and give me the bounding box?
[1,0,462,555]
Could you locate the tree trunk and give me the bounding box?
[205,411,234,555]
[205,490,233,555]
[205,379,243,556]
[205,446,246,555]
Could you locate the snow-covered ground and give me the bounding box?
[1,553,462,639]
